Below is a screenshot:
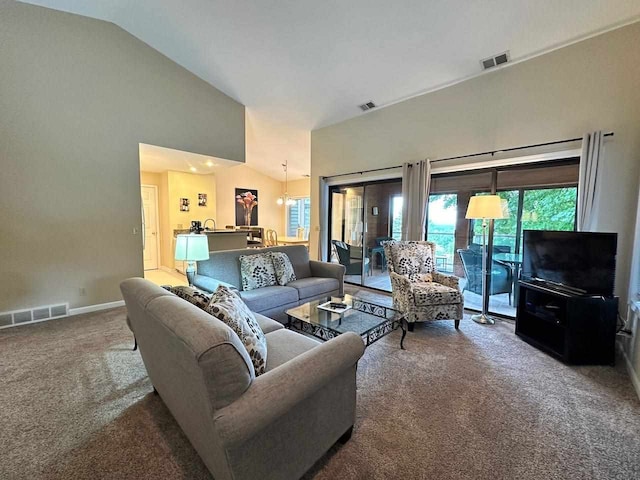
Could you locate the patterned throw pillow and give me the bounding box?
[408,272,433,282]
[420,245,435,275]
[167,285,212,309]
[239,253,277,291]
[390,242,427,276]
[205,286,267,376]
[269,252,297,285]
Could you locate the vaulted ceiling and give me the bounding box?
[21,0,640,179]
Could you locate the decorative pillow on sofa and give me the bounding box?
[269,252,297,285]
[205,286,267,376]
[239,253,278,291]
[166,285,212,309]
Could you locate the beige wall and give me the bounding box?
[214,165,285,233]
[0,1,245,311]
[311,22,640,383]
[166,171,216,267]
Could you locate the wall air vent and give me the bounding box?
[0,302,69,329]
[359,101,376,111]
[481,51,510,70]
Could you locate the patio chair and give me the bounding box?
[369,236,393,271]
[383,240,463,331]
[332,240,369,275]
[457,248,513,304]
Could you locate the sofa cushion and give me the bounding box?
[240,285,299,313]
[206,286,268,376]
[239,253,277,291]
[254,312,285,334]
[287,277,340,300]
[264,329,320,371]
[270,252,297,285]
[412,282,462,306]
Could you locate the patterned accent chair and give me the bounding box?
[383,240,463,331]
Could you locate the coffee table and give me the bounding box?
[286,294,407,349]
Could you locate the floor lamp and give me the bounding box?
[175,234,210,286]
[465,195,505,325]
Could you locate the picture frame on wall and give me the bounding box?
[198,193,207,207]
[235,188,258,226]
[180,198,190,212]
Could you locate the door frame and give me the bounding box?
[141,184,161,271]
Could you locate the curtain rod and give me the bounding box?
[322,132,614,180]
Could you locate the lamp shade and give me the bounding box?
[175,234,210,261]
[465,195,505,220]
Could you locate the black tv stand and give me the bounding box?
[516,280,618,365]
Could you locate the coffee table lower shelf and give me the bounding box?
[287,315,407,349]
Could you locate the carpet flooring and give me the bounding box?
[1,306,639,480]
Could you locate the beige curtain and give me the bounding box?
[577,131,603,231]
[401,160,431,241]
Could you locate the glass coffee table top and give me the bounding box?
[285,294,407,349]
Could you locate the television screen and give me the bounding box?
[521,230,617,296]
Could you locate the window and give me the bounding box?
[426,193,457,272]
[286,197,310,236]
[390,195,403,240]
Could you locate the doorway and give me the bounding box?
[141,185,160,270]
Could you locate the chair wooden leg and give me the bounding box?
[407,323,415,332]
[455,319,460,329]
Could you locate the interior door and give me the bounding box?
[141,185,159,270]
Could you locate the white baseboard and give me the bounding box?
[618,341,640,401]
[69,300,125,316]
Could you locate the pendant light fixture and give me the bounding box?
[277,160,296,206]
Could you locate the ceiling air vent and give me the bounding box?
[359,101,376,111]
[481,51,510,70]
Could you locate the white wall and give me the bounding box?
[311,22,640,378]
[0,1,245,311]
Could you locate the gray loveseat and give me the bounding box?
[193,245,345,322]
[121,278,365,480]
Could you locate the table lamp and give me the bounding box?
[175,234,210,286]
[465,195,505,325]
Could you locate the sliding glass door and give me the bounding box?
[329,180,403,292]
[428,159,579,318]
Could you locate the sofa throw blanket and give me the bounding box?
[269,252,297,285]
[206,286,267,375]
[239,253,278,291]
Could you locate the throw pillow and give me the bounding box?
[269,251,297,285]
[205,286,267,376]
[390,242,427,277]
[420,244,435,275]
[167,285,212,309]
[239,253,277,291]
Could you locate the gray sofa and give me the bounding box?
[121,278,365,480]
[193,245,345,322]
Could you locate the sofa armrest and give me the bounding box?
[432,271,461,290]
[192,274,238,294]
[213,332,365,447]
[309,260,345,295]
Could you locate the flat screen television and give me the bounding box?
[521,230,617,297]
